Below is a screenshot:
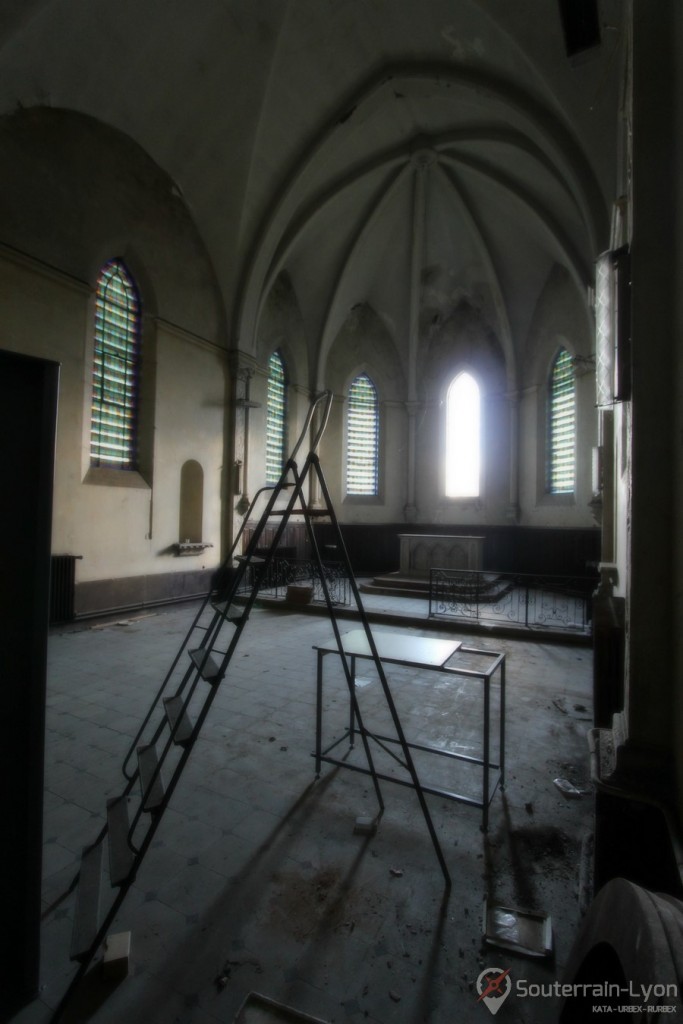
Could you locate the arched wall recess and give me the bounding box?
[325,302,406,402]
[255,271,307,388]
[524,263,594,383]
[179,460,204,543]
[422,306,507,394]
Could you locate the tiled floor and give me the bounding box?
[12,598,595,1024]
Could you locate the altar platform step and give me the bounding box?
[360,572,513,604]
[359,573,431,597]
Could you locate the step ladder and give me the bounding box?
[49,390,450,1022]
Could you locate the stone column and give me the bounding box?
[403,145,433,522]
[505,389,521,523]
[403,400,419,522]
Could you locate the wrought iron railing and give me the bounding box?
[428,568,595,635]
[255,557,350,606]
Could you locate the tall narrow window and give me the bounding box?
[90,259,141,469]
[547,348,575,493]
[346,373,379,496]
[266,350,287,484]
[445,372,480,498]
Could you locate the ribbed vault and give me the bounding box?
[241,63,605,398]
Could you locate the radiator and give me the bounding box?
[50,555,81,624]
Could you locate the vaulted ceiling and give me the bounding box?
[0,0,626,378]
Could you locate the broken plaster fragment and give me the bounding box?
[354,816,377,835]
[553,777,587,799]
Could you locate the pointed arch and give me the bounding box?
[90,258,141,469]
[346,372,379,496]
[547,347,575,493]
[266,349,288,484]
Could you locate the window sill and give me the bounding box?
[343,494,383,506]
[439,497,484,511]
[83,466,151,489]
[537,491,576,507]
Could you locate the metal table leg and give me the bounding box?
[315,648,324,777]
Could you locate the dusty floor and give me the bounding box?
[11,600,594,1024]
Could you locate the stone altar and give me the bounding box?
[398,533,485,577]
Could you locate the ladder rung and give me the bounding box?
[137,744,165,812]
[189,648,223,682]
[211,600,245,624]
[70,842,103,962]
[107,796,134,886]
[163,696,194,745]
[267,508,331,517]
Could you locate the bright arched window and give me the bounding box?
[346,373,379,496]
[547,348,575,494]
[90,259,141,469]
[445,372,480,498]
[266,350,287,484]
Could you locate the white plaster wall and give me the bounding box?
[250,272,599,528]
[135,326,227,576]
[518,369,597,529]
[243,368,310,511]
[321,302,408,521]
[317,398,408,524]
[0,106,228,593]
[0,251,227,583]
[517,263,597,528]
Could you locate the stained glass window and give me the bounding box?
[346,374,379,496]
[90,259,141,469]
[266,351,287,484]
[547,348,575,493]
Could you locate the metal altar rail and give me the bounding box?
[242,556,350,606]
[428,567,595,635]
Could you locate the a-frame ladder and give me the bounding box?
[48,391,450,1023]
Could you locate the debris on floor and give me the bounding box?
[102,931,130,980]
[234,990,331,1023]
[215,957,263,991]
[554,777,589,798]
[483,900,553,958]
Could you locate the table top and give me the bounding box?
[313,628,462,669]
